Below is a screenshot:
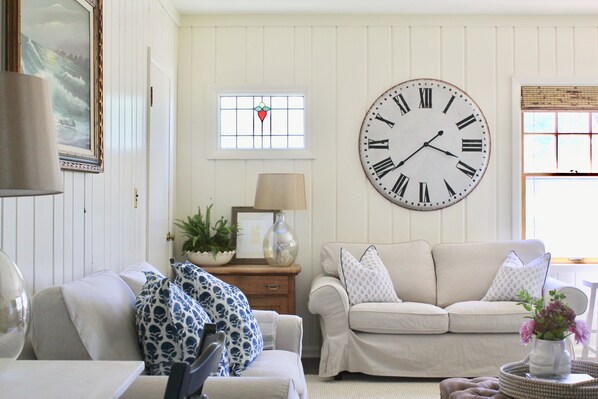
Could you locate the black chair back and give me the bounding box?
[164,324,225,399]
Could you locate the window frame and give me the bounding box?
[513,77,598,264]
[208,85,315,160]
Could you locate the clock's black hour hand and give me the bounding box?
[426,143,458,158]
[393,130,444,170]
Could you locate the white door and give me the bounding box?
[147,55,174,269]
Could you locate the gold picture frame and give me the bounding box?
[5,0,103,172]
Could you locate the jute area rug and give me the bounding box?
[306,374,442,399]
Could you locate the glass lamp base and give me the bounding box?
[0,250,30,374]
[263,212,298,267]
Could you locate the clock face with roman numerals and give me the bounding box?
[359,78,490,211]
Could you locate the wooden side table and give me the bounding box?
[202,264,301,314]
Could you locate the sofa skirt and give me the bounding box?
[318,330,532,378]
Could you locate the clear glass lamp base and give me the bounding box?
[0,249,30,375]
[263,212,298,267]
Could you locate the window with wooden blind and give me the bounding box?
[521,86,598,263]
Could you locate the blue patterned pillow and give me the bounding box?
[135,272,229,376]
[172,262,264,376]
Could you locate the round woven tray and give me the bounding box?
[499,360,598,399]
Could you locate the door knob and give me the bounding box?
[166,232,175,241]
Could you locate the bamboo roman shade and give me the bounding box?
[521,86,598,110]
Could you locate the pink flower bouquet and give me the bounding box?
[517,289,590,345]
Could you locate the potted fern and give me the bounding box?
[174,204,238,266]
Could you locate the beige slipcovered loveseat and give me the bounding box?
[308,239,588,378]
[27,264,307,399]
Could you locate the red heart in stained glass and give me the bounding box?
[258,109,267,122]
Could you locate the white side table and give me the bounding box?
[582,279,598,360]
[0,360,144,398]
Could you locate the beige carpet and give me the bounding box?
[306,374,441,399]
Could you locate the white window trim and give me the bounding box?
[207,84,315,160]
[511,76,598,239]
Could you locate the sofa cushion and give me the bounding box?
[338,246,401,306]
[481,251,550,302]
[32,270,143,361]
[119,261,165,296]
[135,272,229,376]
[240,350,306,398]
[321,240,436,304]
[445,301,529,333]
[173,262,263,376]
[433,240,546,308]
[349,302,448,334]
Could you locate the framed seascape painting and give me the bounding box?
[230,207,277,264]
[6,0,103,172]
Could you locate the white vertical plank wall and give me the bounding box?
[177,15,598,357]
[0,0,179,291]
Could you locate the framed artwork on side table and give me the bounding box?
[231,206,277,264]
[5,0,104,172]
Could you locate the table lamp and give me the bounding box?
[254,173,306,267]
[0,71,63,373]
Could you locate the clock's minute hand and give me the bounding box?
[392,130,444,170]
[426,143,458,158]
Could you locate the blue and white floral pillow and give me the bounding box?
[135,272,229,376]
[172,262,264,376]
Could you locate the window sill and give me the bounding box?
[550,263,598,273]
[207,149,315,160]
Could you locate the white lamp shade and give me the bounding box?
[0,71,63,197]
[254,173,306,211]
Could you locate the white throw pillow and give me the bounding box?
[482,251,550,301]
[338,245,401,306]
[119,261,165,296]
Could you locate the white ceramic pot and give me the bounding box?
[529,338,571,376]
[186,250,235,267]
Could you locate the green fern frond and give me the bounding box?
[174,204,238,256]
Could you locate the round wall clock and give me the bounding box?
[359,78,490,211]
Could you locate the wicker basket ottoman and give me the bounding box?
[439,377,513,399]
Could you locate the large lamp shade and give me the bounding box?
[0,71,63,374]
[0,71,63,196]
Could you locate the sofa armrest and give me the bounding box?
[543,276,588,315]
[308,274,349,321]
[122,376,298,399]
[274,314,303,355]
[307,274,350,377]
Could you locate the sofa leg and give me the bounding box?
[333,372,345,381]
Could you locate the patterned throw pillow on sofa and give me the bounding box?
[135,272,229,376]
[482,251,551,301]
[172,262,264,376]
[338,245,401,306]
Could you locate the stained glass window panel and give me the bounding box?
[220,110,237,135]
[288,110,304,135]
[218,94,306,150]
[288,136,305,149]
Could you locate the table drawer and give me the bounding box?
[222,275,289,295]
